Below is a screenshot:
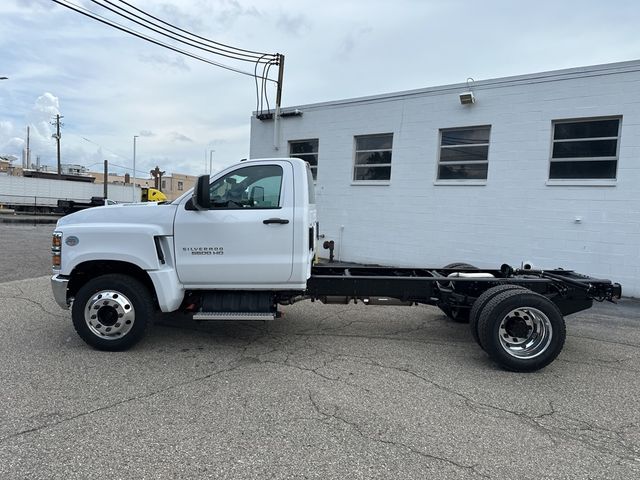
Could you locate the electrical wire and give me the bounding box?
[89,0,277,63]
[254,54,271,114]
[52,0,277,82]
[115,0,272,57]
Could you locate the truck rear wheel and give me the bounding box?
[477,290,566,372]
[438,262,477,323]
[71,274,153,351]
[469,284,528,350]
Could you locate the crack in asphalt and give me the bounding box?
[306,391,491,479]
[557,357,640,374]
[0,287,68,319]
[0,296,68,319]
[567,333,640,349]
[318,352,640,463]
[0,361,245,444]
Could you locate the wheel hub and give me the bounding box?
[498,307,553,359]
[97,305,119,326]
[503,317,530,339]
[84,290,136,340]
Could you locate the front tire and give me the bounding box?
[71,274,153,351]
[477,290,566,372]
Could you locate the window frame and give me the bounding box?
[352,133,393,184]
[547,116,621,184]
[434,125,491,185]
[289,138,319,181]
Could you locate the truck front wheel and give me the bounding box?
[71,274,153,351]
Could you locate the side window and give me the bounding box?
[208,164,283,209]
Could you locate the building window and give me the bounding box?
[550,117,621,179]
[177,181,183,191]
[353,133,393,181]
[161,180,166,189]
[437,126,490,180]
[289,139,319,180]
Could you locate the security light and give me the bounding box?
[459,91,475,105]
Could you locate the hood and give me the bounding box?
[56,202,178,235]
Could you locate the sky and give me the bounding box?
[1,0,640,178]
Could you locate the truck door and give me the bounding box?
[173,161,295,287]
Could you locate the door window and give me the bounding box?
[209,164,283,209]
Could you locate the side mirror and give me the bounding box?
[192,175,211,210]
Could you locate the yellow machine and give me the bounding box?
[141,187,167,202]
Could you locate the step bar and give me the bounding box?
[193,311,276,321]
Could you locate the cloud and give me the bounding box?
[215,0,261,26]
[169,132,193,143]
[276,13,311,36]
[0,92,61,163]
[157,2,205,32]
[139,130,155,137]
[338,26,373,58]
[138,54,191,72]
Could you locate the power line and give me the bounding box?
[88,0,277,63]
[52,0,277,82]
[114,0,273,57]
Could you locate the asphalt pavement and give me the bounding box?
[0,224,639,479]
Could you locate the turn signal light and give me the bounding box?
[52,232,62,270]
[52,232,62,248]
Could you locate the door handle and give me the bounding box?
[263,218,290,225]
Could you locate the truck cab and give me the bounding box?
[51,158,317,349]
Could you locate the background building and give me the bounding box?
[160,173,196,201]
[250,60,640,297]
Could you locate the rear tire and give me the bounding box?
[469,285,528,350]
[71,274,153,351]
[438,262,477,323]
[477,290,566,372]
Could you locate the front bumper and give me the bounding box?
[51,274,70,309]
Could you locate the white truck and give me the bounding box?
[51,158,621,372]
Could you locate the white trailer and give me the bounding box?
[0,174,140,212]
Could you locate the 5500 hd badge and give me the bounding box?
[183,247,224,256]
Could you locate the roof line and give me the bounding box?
[274,58,640,113]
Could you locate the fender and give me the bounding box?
[58,223,167,275]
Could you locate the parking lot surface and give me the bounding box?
[1,223,640,479]
[1,270,639,479]
[0,224,55,281]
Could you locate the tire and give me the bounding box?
[477,290,566,372]
[71,274,153,351]
[469,285,528,350]
[438,262,477,323]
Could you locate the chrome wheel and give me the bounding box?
[498,307,552,359]
[84,290,135,340]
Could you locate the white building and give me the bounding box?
[249,60,640,297]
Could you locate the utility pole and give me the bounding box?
[103,160,108,199]
[132,135,139,202]
[273,53,285,150]
[209,149,215,175]
[150,166,165,191]
[51,114,64,178]
[25,126,30,169]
